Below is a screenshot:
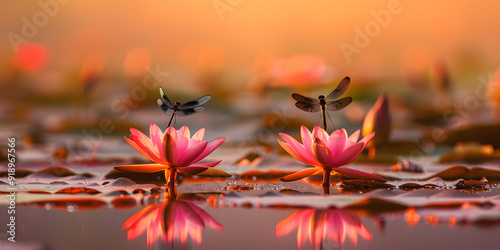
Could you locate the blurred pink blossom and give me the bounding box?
[270,55,327,86]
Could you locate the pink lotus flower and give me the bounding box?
[278,126,385,184]
[123,200,223,246]
[276,208,371,247]
[115,124,226,184]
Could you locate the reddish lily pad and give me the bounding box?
[27,190,52,194]
[225,185,255,192]
[398,183,440,191]
[55,187,101,195]
[442,124,500,149]
[438,142,500,164]
[0,169,33,177]
[430,165,500,181]
[336,180,395,192]
[196,168,232,177]
[344,197,408,215]
[240,170,295,181]
[104,169,165,186]
[35,167,77,177]
[454,180,489,189]
[234,152,262,167]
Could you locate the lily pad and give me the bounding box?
[430,165,500,181]
[104,169,165,185]
[336,180,395,193]
[344,197,408,215]
[442,123,500,149]
[438,142,500,164]
[196,168,232,177]
[240,170,295,183]
[55,187,101,195]
[0,169,33,177]
[35,167,77,177]
[454,180,489,189]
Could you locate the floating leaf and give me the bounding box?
[35,167,77,177]
[27,190,52,194]
[240,170,294,183]
[344,198,407,215]
[132,188,147,194]
[195,167,231,177]
[443,124,500,149]
[104,169,165,186]
[49,181,68,185]
[454,180,489,189]
[336,180,395,193]
[398,183,440,191]
[234,152,262,167]
[279,189,301,194]
[55,187,101,195]
[438,142,499,164]
[225,185,255,192]
[110,178,137,187]
[430,165,500,181]
[0,169,33,177]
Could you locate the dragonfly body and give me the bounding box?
[318,95,327,130]
[171,101,181,112]
[157,88,211,127]
[318,95,326,107]
[292,77,352,130]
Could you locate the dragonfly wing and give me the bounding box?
[157,99,174,115]
[179,95,212,109]
[295,102,321,112]
[325,77,350,101]
[326,96,352,111]
[159,88,174,108]
[292,93,318,104]
[176,106,204,117]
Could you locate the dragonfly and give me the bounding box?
[292,76,352,131]
[157,88,212,127]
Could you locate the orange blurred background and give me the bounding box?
[1,1,499,108]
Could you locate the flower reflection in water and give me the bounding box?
[277,208,371,248]
[122,193,222,247]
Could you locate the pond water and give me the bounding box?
[1,109,500,250]
[1,166,500,250]
[2,201,500,250]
